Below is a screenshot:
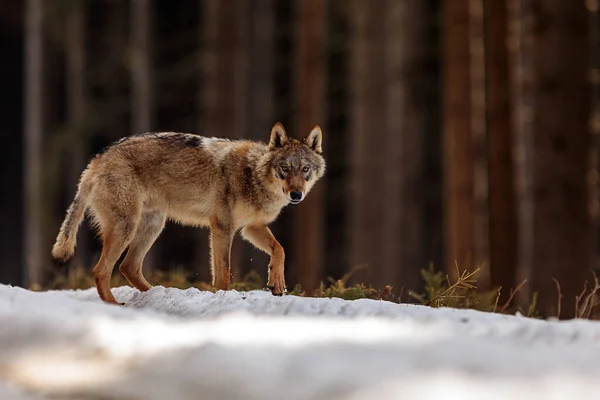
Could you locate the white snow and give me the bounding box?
[1,284,600,399]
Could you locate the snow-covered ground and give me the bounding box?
[2,284,600,400]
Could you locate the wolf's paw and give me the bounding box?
[267,285,286,296]
[267,286,284,296]
[267,272,286,296]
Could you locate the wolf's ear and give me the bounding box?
[303,125,323,154]
[269,122,289,150]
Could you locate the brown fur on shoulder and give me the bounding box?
[51,122,326,305]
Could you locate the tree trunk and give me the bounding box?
[384,0,428,296]
[349,0,432,293]
[293,0,327,292]
[469,0,490,288]
[323,0,349,281]
[130,0,157,270]
[510,0,594,318]
[231,0,250,281]
[507,0,534,308]
[24,0,44,288]
[533,1,593,319]
[195,0,211,283]
[131,0,152,136]
[487,0,517,300]
[443,0,475,279]
[201,0,250,284]
[244,0,275,277]
[248,0,275,140]
[422,0,444,286]
[348,0,386,289]
[66,0,89,271]
[592,0,600,279]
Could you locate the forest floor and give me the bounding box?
[1,284,600,399]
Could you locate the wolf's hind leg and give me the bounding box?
[119,211,166,291]
[241,224,286,296]
[93,214,140,305]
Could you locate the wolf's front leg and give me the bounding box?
[241,224,286,296]
[209,217,233,291]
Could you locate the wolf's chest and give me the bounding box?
[231,201,284,229]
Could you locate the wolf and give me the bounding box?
[51,122,326,305]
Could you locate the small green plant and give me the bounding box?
[314,277,378,301]
[408,263,499,312]
[287,283,306,297]
[311,266,390,301]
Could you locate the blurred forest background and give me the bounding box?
[1,0,600,318]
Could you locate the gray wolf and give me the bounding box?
[51,122,326,305]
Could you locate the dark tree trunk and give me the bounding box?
[532,1,593,318]
[243,0,276,278]
[487,0,517,300]
[510,0,594,318]
[469,0,490,288]
[323,0,349,281]
[349,0,432,295]
[130,0,157,270]
[422,0,444,287]
[131,0,153,136]
[348,0,387,288]
[195,0,211,283]
[507,0,535,309]
[248,0,275,140]
[66,0,89,271]
[230,0,250,281]
[384,0,428,296]
[201,0,250,283]
[293,0,327,292]
[443,0,475,279]
[24,0,44,287]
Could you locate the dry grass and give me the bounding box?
[574,271,600,319]
[407,263,498,312]
[424,264,479,307]
[36,263,600,321]
[552,278,563,319]
[498,279,528,313]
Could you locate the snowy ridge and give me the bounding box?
[1,284,600,399]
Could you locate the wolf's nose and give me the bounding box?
[290,191,303,201]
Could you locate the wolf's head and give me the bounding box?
[267,122,326,204]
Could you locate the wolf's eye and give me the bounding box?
[281,165,289,172]
[302,166,310,173]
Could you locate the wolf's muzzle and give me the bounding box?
[289,191,303,204]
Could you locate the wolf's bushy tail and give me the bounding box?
[51,175,93,264]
